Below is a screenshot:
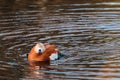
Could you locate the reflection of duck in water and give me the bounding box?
[28,42,63,66]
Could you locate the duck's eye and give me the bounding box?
[37,48,45,54]
[38,48,42,54]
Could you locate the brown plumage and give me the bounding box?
[28,42,59,61]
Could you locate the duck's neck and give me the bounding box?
[28,47,40,61]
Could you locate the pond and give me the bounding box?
[0,0,120,80]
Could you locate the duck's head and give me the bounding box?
[28,42,60,61]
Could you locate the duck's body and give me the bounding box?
[28,42,59,62]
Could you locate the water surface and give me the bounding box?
[0,0,120,80]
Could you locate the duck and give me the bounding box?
[28,42,63,62]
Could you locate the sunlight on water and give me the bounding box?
[0,0,120,80]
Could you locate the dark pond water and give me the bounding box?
[0,0,120,80]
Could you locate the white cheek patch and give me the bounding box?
[50,53,58,60]
[34,43,46,53]
[36,48,44,53]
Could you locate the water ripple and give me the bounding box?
[0,0,120,80]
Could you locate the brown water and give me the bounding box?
[0,0,120,80]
